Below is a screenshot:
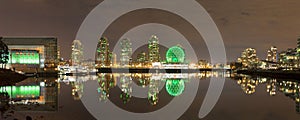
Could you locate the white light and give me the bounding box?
[40,82,45,87]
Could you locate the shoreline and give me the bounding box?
[0,69,27,86]
[237,69,300,80]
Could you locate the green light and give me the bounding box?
[0,86,40,98]
[166,46,185,63]
[166,79,185,97]
[10,50,39,64]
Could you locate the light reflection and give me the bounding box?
[62,71,227,106]
[234,75,300,113]
[119,74,132,104]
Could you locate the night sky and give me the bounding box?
[1,0,300,61]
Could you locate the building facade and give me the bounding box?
[278,48,298,70]
[120,38,132,66]
[148,35,160,63]
[71,40,83,66]
[266,46,278,62]
[1,37,58,71]
[95,37,111,67]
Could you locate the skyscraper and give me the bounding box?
[120,38,132,66]
[148,35,160,63]
[71,40,83,66]
[266,46,277,62]
[95,37,110,67]
[237,48,259,68]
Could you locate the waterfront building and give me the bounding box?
[71,40,83,66]
[166,45,185,64]
[198,60,209,68]
[120,38,132,67]
[162,45,188,69]
[81,59,95,72]
[1,37,58,71]
[266,46,278,62]
[278,48,298,70]
[95,37,110,67]
[136,51,148,66]
[237,48,259,69]
[148,35,160,63]
[57,46,61,61]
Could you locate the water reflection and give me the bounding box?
[0,77,58,119]
[59,72,227,108]
[1,72,294,119]
[233,74,300,113]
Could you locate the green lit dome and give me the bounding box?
[166,45,185,63]
[166,79,185,97]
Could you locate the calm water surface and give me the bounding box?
[1,72,300,120]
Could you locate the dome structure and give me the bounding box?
[166,45,185,63]
[166,79,185,97]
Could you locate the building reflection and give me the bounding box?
[64,72,227,106]
[148,74,161,105]
[131,73,151,88]
[59,75,97,100]
[97,74,116,102]
[119,74,132,104]
[266,79,277,96]
[0,77,58,118]
[236,75,258,94]
[234,75,300,113]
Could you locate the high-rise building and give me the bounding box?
[95,37,110,67]
[237,48,259,68]
[148,35,160,63]
[266,46,277,62]
[278,48,298,70]
[136,51,148,65]
[120,38,132,66]
[71,40,83,66]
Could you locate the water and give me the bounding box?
[1,72,300,120]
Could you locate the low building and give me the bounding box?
[278,48,299,70]
[1,37,58,72]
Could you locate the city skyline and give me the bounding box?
[2,1,300,120]
[2,0,300,61]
